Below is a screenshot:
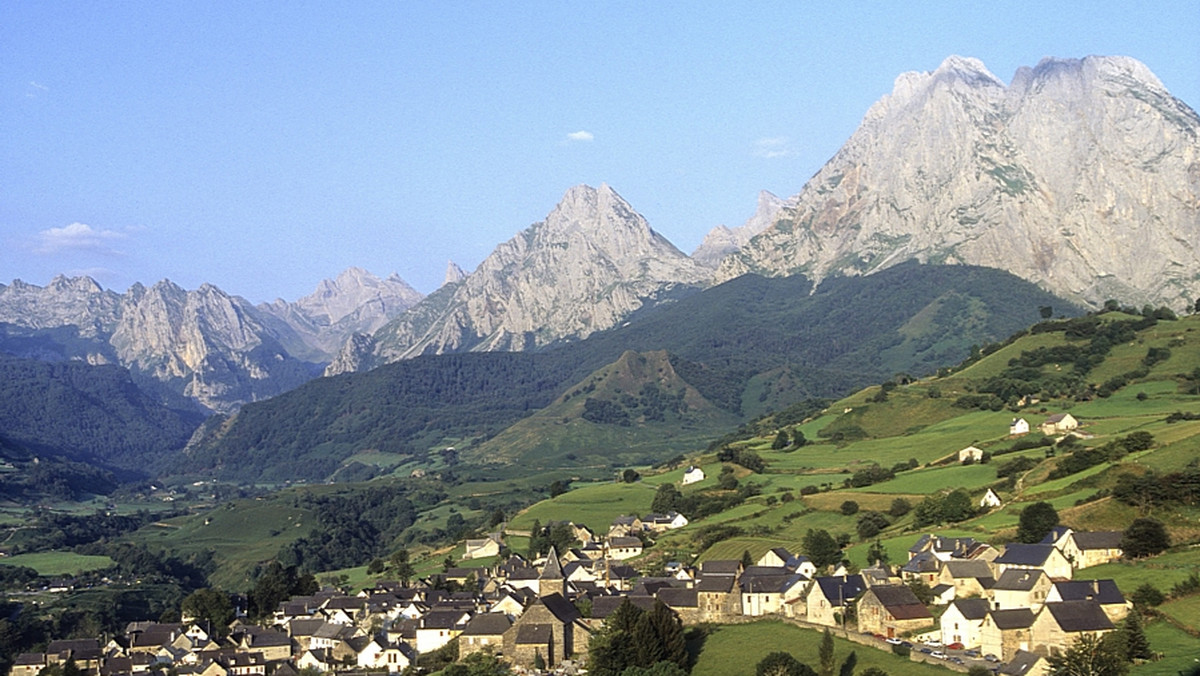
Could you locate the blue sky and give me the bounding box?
[3,2,1198,303]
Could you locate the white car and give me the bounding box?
[930,650,948,659]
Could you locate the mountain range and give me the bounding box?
[1,53,1195,441]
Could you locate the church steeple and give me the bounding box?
[539,546,565,596]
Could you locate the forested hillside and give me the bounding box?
[0,354,203,478]
[182,264,1079,482]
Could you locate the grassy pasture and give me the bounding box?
[690,620,947,676]
[0,551,115,576]
[507,480,655,534]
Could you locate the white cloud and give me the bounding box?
[36,222,128,256]
[754,136,792,159]
[566,130,595,142]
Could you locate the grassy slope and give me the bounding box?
[508,313,1200,664]
[690,621,947,676]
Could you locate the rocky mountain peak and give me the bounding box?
[717,55,1200,310]
[692,190,792,268]
[444,261,467,286]
[357,184,708,366]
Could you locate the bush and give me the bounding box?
[840,500,860,516]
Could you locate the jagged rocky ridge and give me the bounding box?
[328,184,709,373]
[0,268,422,412]
[716,55,1200,309]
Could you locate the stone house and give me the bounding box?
[458,613,512,660]
[991,569,1053,612]
[606,536,644,560]
[1045,580,1129,623]
[994,544,1073,581]
[501,593,590,669]
[463,535,503,560]
[1028,600,1114,656]
[980,608,1036,661]
[855,584,933,638]
[695,575,742,621]
[806,575,866,628]
[1061,531,1124,569]
[937,559,996,602]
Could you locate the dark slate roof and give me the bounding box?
[742,565,789,577]
[656,588,698,609]
[47,638,102,660]
[866,585,932,619]
[540,547,565,580]
[461,613,512,636]
[540,592,583,624]
[699,560,741,576]
[608,536,643,548]
[994,569,1047,591]
[901,551,939,574]
[740,573,792,594]
[908,534,932,553]
[1071,531,1124,551]
[1051,579,1125,605]
[943,559,994,580]
[995,544,1055,566]
[514,624,553,645]
[696,576,736,593]
[421,610,469,629]
[1043,600,1115,632]
[950,598,992,621]
[1000,650,1046,676]
[1040,526,1073,545]
[814,575,866,607]
[989,608,1036,630]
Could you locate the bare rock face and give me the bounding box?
[717,55,1200,310]
[257,267,423,359]
[354,184,708,368]
[692,191,794,268]
[444,261,467,286]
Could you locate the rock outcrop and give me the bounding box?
[717,55,1200,309]
[336,184,708,371]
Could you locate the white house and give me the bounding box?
[1039,413,1079,436]
[979,488,1002,509]
[1009,418,1030,436]
[958,446,985,463]
[682,466,705,485]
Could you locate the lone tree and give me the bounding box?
[757,652,816,676]
[818,628,836,676]
[802,529,842,570]
[1015,501,1059,543]
[1121,517,1170,559]
[772,430,791,450]
[1046,633,1129,676]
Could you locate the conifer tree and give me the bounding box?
[818,628,836,676]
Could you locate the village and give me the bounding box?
[11,494,1132,676]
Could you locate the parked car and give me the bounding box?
[947,642,964,650]
[965,649,980,658]
[931,651,948,659]
[886,637,903,645]
[984,654,1000,663]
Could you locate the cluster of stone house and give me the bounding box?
[1009,412,1079,438]
[899,527,1127,674]
[10,520,1130,676]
